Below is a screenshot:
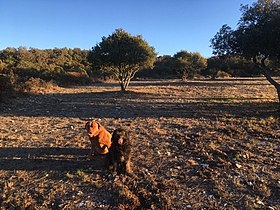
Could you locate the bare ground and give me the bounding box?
[0,78,279,209]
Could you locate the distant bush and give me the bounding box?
[0,74,15,102]
[19,77,58,94]
[55,71,93,86]
[12,68,92,87]
[0,47,92,88]
[204,56,260,78]
[216,70,232,78]
[0,69,93,101]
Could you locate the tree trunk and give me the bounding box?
[254,56,280,103]
[268,79,280,102]
[262,67,280,102]
[181,70,188,81]
[276,86,280,102]
[120,82,126,91]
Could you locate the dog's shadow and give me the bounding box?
[0,147,107,171]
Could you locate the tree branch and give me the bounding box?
[259,56,280,87]
[262,68,279,87]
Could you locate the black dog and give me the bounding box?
[108,128,132,175]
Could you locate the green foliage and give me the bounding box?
[237,0,280,60]
[0,47,91,85]
[139,55,175,78]
[211,0,280,68]
[154,55,175,76]
[210,0,280,101]
[173,50,207,80]
[137,52,208,80]
[88,28,157,91]
[204,56,257,79]
[205,56,223,79]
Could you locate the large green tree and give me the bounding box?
[173,50,207,80]
[88,29,157,91]
[211,0,280,101]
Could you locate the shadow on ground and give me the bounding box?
[129,78,272,87]
[1,90,279,119]
[0,147,107,171]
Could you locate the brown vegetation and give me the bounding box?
[0,78,279,209]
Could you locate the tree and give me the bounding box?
[205,56,224,79]
[0,47,17,72]
[88,29,157,91]
[173,51,207,80]
[153,55,175,78]
[210,0,280,101]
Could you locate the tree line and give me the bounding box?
[0,47,91,85]
[1,0,279,97]
[0,44,259,86]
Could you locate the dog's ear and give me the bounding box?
[85,121,90,129]
[96,121,101,129]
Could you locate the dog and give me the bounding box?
[108,128,133,175]
[85,120,112,159]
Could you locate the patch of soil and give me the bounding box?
[0,78,279,209]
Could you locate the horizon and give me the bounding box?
[1,0,256,58]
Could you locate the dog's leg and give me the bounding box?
[112,160,118,175]
[88,144,94,160]
[111,153,119,175]
[107,151,113,170]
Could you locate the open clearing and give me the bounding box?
[0,78,279,209]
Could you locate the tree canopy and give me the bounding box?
[88,29,157,91]
[211,0,280,60]
[210,0,280,101]
[173,51,207,80]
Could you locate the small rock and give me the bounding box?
[235,163,242,168]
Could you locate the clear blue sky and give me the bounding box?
[1,0,255,58]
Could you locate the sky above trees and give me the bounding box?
[1,0,255,58]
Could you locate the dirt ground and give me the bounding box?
[0,78,279,209]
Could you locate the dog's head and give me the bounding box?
[85,120,101,138]
[112,128,129,145]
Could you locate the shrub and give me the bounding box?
[19,77,58,94]
[0,74,15,102]
[216,70,231,78]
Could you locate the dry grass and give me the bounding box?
[0,78,279,209]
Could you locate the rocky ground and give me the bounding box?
[0,78,279,209]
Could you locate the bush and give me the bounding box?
[0,74,15,102]
[53,71,93,86]
[19,77,58,94]
[216,70,232,78]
